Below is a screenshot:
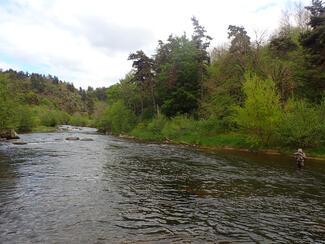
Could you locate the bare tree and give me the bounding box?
[293,1,310,31]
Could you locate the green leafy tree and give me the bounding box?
[128,50,156,115]
[155,34,200,116]
[191,16,212,98]
[228,25,252,68]
[234,73,282,146]
[300,0,325,101]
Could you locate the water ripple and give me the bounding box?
[0,129,324,243]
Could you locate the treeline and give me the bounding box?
[96,0,325,152]
[0,69,107,132]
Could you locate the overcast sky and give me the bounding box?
[0,0,310,88]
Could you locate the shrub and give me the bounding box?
[161,115,200,143]
[16,106,35,132]
[97,100,136,134]
[32,106,70,127]
[69,112,90,127]
[277,99,323,147]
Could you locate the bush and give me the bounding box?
[97,100,136,134]
[130,115,167,141]
[277,99,323,147]
[16,106,36,132]
[69,112,90,127]
[160,115,201,143]
[32,106,70,127]
[146,115,168,133]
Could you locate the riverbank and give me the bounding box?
[118,133,325,161]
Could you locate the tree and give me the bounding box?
[228,25,252,67]
[128,50,156,116]
[234,73,282,146]
[155,34,200,116]
[299,0,325,101]
[301,0,325,66]
[191,17,212,98]
[30,73,46,92]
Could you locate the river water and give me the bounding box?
[0,127,324,243]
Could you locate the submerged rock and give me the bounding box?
[0,129,20,140]
[80,138,94,141]
[12,141,27,145]
[65,136,80,141]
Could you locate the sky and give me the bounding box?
[0,0,310,88]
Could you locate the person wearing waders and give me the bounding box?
[294,148,306,169]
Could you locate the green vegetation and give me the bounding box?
[234,73,282,147]
[0,70,106,133]
[95,1,325,157]
[1,1,324,158]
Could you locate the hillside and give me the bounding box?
[0,69,107,133]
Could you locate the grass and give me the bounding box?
[306,145,325,158]
[130,128,165,141]
[131,128,251,148]
[127,116,325,160]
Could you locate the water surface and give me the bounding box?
[0,127,324,243]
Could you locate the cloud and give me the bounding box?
[0,0,311,88]
[254,2,278,13]
[78,16,154,54]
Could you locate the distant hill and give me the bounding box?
[0,69,108,115]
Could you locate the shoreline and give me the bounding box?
[117,134,325,162]
[3,127,325,161]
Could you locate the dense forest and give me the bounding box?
[1,0,324,155]
[0,69,107,133]
[96,0,325,154]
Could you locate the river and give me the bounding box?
[0,127,324,243]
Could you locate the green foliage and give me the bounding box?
[198,133,251,148]
[299,0,325,102]
[156,35,201,116]
[130,115,251,148]
[160,115,197,141]
[97,101,136,134]
[277,99,324,147]
[32,106,70,127]
[0,80,16,130]
[234,73,282,146]
[131,119,166,141]
[16,106,36,133]
[69,113,90,127]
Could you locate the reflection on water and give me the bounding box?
[0,127,324,243]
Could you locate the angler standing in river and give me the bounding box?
[294,148,306,169]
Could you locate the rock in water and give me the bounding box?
[65,136,80,141]
[12,141,27,145]
[0,129,20,140]
[80,138,94,141]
